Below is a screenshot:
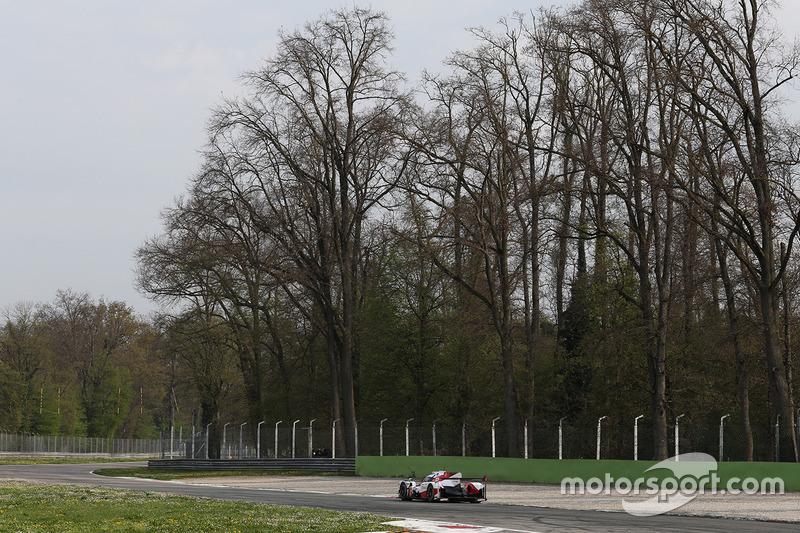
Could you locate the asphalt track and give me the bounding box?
[0,462,796,533]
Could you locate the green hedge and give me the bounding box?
[356,456,800,491]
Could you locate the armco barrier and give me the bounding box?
[148,458,355,473]
[356,456,800,491]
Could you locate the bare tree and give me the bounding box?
[136,156,296,432]
[652,0,800,460]
[159,306,237,458]
[559,0,686,459]
[407,14,563,456]
[207,7,409,455]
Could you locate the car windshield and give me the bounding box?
[423,475,433,482]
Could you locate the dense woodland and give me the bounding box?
[5,0,800,461]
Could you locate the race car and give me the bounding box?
[398,470,487,502]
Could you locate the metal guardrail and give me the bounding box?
[147,458,356,473]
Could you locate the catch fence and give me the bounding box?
[0,430,160,457]
[162,419,798,462]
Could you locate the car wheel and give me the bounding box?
[426,484,435,502]
[399,482,410,501]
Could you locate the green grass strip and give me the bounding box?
[0,480,396,532]
[358,455,800,491]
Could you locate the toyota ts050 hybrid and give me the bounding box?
[398,470,487,502]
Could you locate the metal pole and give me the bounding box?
[169,424,174,459]
[405,418,414,456]
[239,422,247,459]
[719,414,730,461]
[559,417,566,460]
[675,414,686,460]
[634,415,644,461]
[292,420,300,458]
[379,418,388,457]
[257,421,265,458]
[222,422,230,459]
[355,420,359,457]
[308,419,316,457]
[462,419,467,457]
[797,409,800,451]
[492,417,501,458]
[596,416,608,460]
[274,420,283,459]
[191,424,195,458]
[524,419,529,459]
[205,423,211,459]
[432,419,440,457]
[776,414,781,462]
[332,419,338,459]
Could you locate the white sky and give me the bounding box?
[1,0,799,317]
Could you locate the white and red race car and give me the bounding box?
[398,470,487,503]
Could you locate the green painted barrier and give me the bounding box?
[356,455,800,491]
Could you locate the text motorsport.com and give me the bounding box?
[559,453,784,516]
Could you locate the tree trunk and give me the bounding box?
[760,286,798,461]
[715,234,753,461]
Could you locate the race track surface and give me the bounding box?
[0,462,796,533]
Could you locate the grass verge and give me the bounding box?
[0,480,396,532]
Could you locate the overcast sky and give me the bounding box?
[2,1,799,318]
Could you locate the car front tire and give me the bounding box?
[399,482,411,501]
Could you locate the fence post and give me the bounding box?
[718,414,730,461]
[275,421,283,459]
[462,419,467,457]
[675,414,686,460]
[405,418,414,456]
[797,409,800,453]
[292,420,300,459]
[524,419,529,459]
[257,421,264,459]
[332,419,338,459]
[596,416,608,460]
[432,419,440,457]
[491,417,500,458]
[379,418,387,457]
[223,423,230,459]
[239,422,247,459]
[559,417,566,460]
[634,415,644,460]
[356,420,362,457]
[775,415,781,462]
[292,419,300,459]
[205,423,211,459]
[308,419,316,457]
